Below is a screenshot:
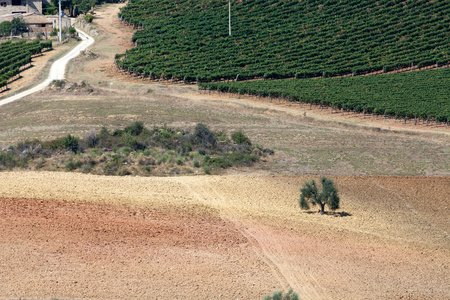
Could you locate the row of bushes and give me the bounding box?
[0,122,273,176]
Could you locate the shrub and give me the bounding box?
[84,14,95,23]
[62,134,79,152]
[0,152,15,169]
[193,123,216,149]
[35,158,45,169]
[111,154,124,165]
[121,147,132,156]
[65,160,82,171]
[203,156,231,169]
[263,289,299,300]
[81,163,92,173]
[103,162,119,175]
[53,80,65,88]
[193,159,200,168]
[44,134,79,152]
[90,148,102,157]
[177,143,192,156]
[124,121,145,136]
[69,26,76,36]
[198,148,206,155]
[226,152,259,166]
[0,121,272,176]
[231,130,251,145]
[121,132,145,150]
[202,165,211,174]
[158,128,173,139]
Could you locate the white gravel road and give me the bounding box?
[0,28,94,107]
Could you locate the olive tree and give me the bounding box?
[299,176,339,214]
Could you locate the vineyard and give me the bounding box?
[0,40,52,91]
[200,68,450,122]
[116,0,449,82]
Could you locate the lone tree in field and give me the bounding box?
[299,177,339,215]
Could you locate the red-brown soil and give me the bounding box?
[0,172,448,299]
[0,197,274,299]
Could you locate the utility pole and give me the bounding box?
[58,0,62,42]
[229,0,231,36]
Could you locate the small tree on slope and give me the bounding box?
[299,176,339,215]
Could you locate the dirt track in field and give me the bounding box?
[0,172,449,299]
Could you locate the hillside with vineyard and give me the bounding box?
[200,68,450,122]
[0,40,52,91]
[117,0,449,81]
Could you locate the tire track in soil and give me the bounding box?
[178,177,326,299]
[177,179,290,288]
[235,224,334,300]
[234,224,295,294]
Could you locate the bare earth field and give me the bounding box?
[0,3,449,300]
[0,173,449,299]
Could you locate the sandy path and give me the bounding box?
[0,171,448,299]
[0,28,94,108]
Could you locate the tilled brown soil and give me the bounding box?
[0,197,275,299]
[0,172,448,299]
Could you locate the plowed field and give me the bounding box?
[0,172,448,299]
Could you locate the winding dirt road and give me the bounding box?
[0,28,94,108]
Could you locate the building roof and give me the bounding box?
[0,12,51,24]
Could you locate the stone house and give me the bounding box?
[0,0,71,36]
[0,12,51,33]
[0,0,43,15]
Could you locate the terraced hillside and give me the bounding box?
[117,0,449,81]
